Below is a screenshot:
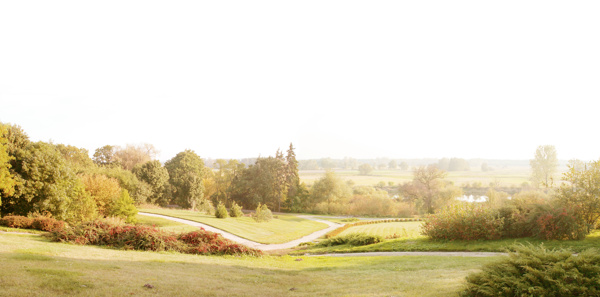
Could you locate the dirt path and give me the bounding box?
[138,212,342,251]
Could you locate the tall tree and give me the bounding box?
[0,124,16,207]
[309,170,352,206]
[55,144,94,173]
[557,160,600,233]
[114,143,158,171]
[399,165,461,214]
[530,145,558,188]
[284,143,301,210]
[164,150,207,211]
[132,160,170,205]
[93,145,118,167]
[231,155,286,210]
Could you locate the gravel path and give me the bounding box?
[307,251,507,257]
[138,212,343,251]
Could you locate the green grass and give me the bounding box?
[295,229,600,255]
[139,209,328,244]
[135,214,200,233]
[0,233,499,297]
[337,221,423,239]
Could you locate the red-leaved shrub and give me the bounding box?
[421,203,504,241]
[0,216,34,229]
[31,216,66,232]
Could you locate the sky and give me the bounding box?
[1,1,599,162]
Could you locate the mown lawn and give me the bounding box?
[296,229,600,255]
[135,214,201,233]
[337,221,423,239]
[139,208,328,244]
[0,233,498,297]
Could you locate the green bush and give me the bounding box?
[215,202,229,219]
[319,234,384,247]
[252,203,273,223]
[109,189,138,224]
[229,201,244,218]
[461,244,600,297]
[421,203,504,240]
[0,216,34,229]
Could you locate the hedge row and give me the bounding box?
[0,215,65,232]
[326,218,421,238]
[45,219,261,256]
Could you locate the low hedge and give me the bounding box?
[319,234,384,247]
[0,215,65,232]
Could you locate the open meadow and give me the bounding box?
[0,233,498,297]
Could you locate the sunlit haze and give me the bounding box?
[2,1,599,161]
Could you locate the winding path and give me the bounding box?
[138,212,342,251]
[138,212,506,257]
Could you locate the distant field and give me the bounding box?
[139,209,328,244]
[337,221,423,239]
[300,167,539,188]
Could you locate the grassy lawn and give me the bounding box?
[139,208,328,244]
[295,229,600,255]
[135,214,201,233]
[337,221,423,239]
[0,233,498,297]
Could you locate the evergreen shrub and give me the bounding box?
[229,201,244,218]
[461,244,600,297]
[252,203,273,223]
[215,202,229,219]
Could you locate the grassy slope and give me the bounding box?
[337,221,423,239]
[0,233,498,297]
[296,229,600,255]
[139,209,328,244]
[135,214,201,233]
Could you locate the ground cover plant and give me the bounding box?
[140,208,327,244]
[46,219,261,256]
[461,244,600,296]
[0,232,499,296]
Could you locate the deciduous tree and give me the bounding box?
[165,150,207,211]
[556,160,600,233]
[399,165,462,214]
[530,145,558,188]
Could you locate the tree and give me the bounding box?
[164,150,207,211]
[55,144,94,173]
[211,159,245,206]
[0,124,16,207]
[309,170,352,205]
[358,163,373,175]
[399,161,409,171]
[399,165,462,214]
[556,160,600,233]
[284,143,301,211]
[230,156,286,210]
[81,174,122,216]
[114,143,158,171]
[389,160,398,169]
[109,189,138,223]
[530,145,558,188]
[132,160,170,205]
[93,145,118,167]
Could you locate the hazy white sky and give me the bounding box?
[1,1,599,161]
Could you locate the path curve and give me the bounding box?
[138,212,342,251]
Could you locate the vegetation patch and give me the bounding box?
[46,219,261,256]
[461,244,600,297]
[326,218,421,238]
[319,234,384,247]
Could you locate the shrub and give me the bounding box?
[108,189,138,224]
[229,201,244,218]
[31,216,66,232]
[533,205,587,240]
[461,244,600,297]
[252,203,273,223]
[215,202,229,219]
[319,234,383,247]
[421,203,504,240]
[46,218,261,256]
[0,216,34,229]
